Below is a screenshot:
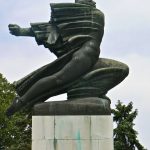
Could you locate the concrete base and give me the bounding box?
[32,116,114,150]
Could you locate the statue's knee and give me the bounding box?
[36,78,48,88]
[122,64,129,77]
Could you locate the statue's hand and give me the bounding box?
[8,24,21,36]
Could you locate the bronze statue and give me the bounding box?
[6,0,129,116]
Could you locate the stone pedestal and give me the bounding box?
[32,116,114,150]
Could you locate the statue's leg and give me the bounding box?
[93,58,129,89]
[93,58,129,95]
[93,58,129,88]
[93,58,129,72]
[15,48,75,96]
[67,58,129,99]
[6,40,99,115]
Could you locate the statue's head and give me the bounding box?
[75,0,96,7]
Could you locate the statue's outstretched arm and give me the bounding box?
[8,24,34,37]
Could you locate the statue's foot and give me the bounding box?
[6,96,24,117]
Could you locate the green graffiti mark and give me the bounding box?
[76,130,81,150]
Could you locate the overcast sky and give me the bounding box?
[0,0,150,148]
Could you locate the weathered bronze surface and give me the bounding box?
[33,97,111,115]
[6,0,129,116]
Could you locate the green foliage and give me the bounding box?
[112,100,146,150]
[0,73,31,150]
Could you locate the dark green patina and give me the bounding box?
[6,0,129,116]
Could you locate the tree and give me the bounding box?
[0,73,31,150]
[112,100,146,150]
